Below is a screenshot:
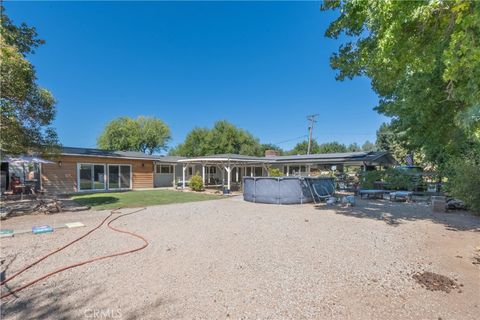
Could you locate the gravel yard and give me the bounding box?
[1,197,479,319]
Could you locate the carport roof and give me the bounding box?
[270,151,396,165]
[177,151,396,166]
[177,154,268,163]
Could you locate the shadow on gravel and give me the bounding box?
[1,275,174,320]
[1,283,107,320]
[315,199,480,232]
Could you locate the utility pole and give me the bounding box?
[306,114,319,154]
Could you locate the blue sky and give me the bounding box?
[6,1,387,152]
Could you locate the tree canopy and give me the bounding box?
[321,0,480,165]
[287,140,320,155]
[322,0,480,211]
[0,8,58,155]
[287,140,360,155]
[347,143,361,152]
[361,140,376,152]
[97,116,171,154]
[169,120,263,157]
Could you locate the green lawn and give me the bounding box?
[72,189,221,210]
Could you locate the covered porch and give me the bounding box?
[177,154,270,191]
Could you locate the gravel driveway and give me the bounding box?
[1,197,479,319]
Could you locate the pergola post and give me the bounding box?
[182,164,187,189]
[263,164,269,176]
[226,165,231,191]
[173,163,176,187]
[221,166,225,186]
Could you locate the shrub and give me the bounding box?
[444,157,480,214]
[383,168,416,191]
[359,170,383,189]
[190,173,204,191]
[268,167,283,177]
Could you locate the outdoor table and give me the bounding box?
[358,189,385,199]
[389,191,413,202]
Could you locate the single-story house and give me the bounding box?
[0,147,397,194]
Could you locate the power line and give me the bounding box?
[272,135,308,145]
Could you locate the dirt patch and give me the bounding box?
[413,271,462,293]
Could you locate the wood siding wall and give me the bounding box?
[41,156,154,194]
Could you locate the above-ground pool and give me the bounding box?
[243,176,335,204]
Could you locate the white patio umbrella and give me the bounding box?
[3,156,54,187]
[4,156,55,164]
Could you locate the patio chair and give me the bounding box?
[309,181,335,205]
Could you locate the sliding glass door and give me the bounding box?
[78,164,106,191]
[108,165,131,190]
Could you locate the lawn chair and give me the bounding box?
[308,180,335,205]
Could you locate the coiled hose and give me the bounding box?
[1,207,148,299]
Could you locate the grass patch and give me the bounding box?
[72,189,221,210]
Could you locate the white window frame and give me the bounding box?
[107,164,133,190]
[77,163,107,192]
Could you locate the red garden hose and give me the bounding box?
[1,207,148,300]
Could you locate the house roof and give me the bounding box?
[57,147,396,166]
[60,147,181,162]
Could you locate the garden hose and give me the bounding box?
[1,207,148,300]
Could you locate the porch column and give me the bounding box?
[307,165,311,177]
[263,164,269,176]
[226,165,231,190]
[202,164,205,185]
[235,167,239,182]
[173,164,176,187]
[250,166,253,177]
[182,164,186,189]
[286,165,290,176]
[222,167,225,186]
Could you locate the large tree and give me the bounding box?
[287,140,320,155]
[347,143,361,152]
[361,140,376,152]
[322,0,480,211]
[169,120,263,156]
[0,8,58,156]
[318,141,347,153]
[97,116,171,154]
[287,140,347,155]
[168,127,210,157]
[321,0,480,165]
